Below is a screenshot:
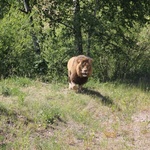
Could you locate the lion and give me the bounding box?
[67,55,93,92]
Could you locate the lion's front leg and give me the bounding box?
[69,81,78,90]
[69,73,78,90]
[68,71,73,89]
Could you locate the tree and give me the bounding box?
[0,0,149,81]
[73,0,83,54]
[19,0,40,54]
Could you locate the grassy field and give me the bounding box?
[0,77,150,150]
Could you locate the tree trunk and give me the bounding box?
[23,0,30,12]
[22,0,40,54]
[73,0,83,55]
[87,0,98,56]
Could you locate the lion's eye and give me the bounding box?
[82,63,85,67]
[87,65,91,69]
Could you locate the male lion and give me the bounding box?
[67,55,93,92]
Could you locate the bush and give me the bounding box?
[0,8,38,78]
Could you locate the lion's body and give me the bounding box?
[67,55,93,91]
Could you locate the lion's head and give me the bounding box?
[76,55,93,78]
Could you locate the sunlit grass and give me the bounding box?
[0,77,149,149]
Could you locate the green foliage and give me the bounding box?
[40,105,62,124]
[0,6,39,78]
[12,77,33,87]
[1,86,12,96]
[41,36,71,81]
[0,0,149,83]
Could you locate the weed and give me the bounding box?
[1,86,12,96]
[18,94,26,106]
[40,105,62,125]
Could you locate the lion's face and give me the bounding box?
[76,58,92,77]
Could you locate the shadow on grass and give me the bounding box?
[0,104,15,116]
[0,104,34,125]
[113,78,150,92]
[81,88,121,111]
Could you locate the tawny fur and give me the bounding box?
[67,55,93,91]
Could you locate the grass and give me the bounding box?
[0,77,150,150]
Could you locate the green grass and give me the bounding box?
[0,77,150,150]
